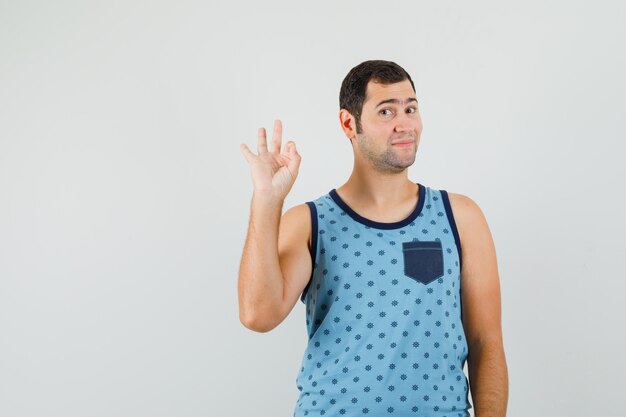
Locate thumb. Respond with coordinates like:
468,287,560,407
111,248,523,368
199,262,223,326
287,141,301,171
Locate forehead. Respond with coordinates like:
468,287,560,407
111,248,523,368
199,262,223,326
363,79,416,107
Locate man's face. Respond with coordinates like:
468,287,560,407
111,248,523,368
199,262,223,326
353,79,423,173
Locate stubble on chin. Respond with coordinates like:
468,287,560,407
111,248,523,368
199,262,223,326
380,147,416,172
355,133,417,172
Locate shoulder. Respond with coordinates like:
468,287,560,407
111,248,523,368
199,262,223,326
446,192,482,217
445,192,490,237
280,203,314,247
446,192,503,350
282,202,314,222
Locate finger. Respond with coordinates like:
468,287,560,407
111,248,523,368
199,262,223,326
281,139,295,156
257,127,268,155
270,119,282,154
286,141,301,173
240,143,256,162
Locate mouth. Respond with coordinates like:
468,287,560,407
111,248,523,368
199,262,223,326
392,141,414,147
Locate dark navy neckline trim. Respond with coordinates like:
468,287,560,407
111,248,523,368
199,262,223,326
328,183,425,230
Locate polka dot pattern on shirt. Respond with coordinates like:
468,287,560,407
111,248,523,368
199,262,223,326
294,184,472,417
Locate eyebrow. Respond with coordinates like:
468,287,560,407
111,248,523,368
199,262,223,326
375,97,418,108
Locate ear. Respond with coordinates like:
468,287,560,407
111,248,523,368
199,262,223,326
339,109,357,141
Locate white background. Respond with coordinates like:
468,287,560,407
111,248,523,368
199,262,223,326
1,1,624,416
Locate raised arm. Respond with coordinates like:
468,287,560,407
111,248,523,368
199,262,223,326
238,120,312,332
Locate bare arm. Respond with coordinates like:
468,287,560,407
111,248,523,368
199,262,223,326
238,194,285,331
237,120,311,332
450,193,509,417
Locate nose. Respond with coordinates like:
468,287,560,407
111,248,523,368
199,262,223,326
394,112,414,134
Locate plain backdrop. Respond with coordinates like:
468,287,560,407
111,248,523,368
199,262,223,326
1,1,624,416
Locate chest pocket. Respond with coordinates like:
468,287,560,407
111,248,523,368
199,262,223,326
402,240,444,285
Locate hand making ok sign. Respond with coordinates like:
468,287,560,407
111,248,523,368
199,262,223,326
240,119,302,202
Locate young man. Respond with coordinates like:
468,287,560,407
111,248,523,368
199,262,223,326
238,60,508,417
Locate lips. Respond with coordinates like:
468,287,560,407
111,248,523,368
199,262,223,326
392,140,414,146
391,137,415,145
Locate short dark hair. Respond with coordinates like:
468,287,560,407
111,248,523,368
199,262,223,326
339,60,416,134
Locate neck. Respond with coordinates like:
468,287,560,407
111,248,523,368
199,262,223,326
337,164,418,210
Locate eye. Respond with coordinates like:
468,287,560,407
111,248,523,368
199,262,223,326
379,109,393,116
406,107,417,114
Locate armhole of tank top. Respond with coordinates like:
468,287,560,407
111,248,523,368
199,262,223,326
300,201,318,303
440,190,463,271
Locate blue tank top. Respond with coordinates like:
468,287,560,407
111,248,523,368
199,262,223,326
293,183,472,417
